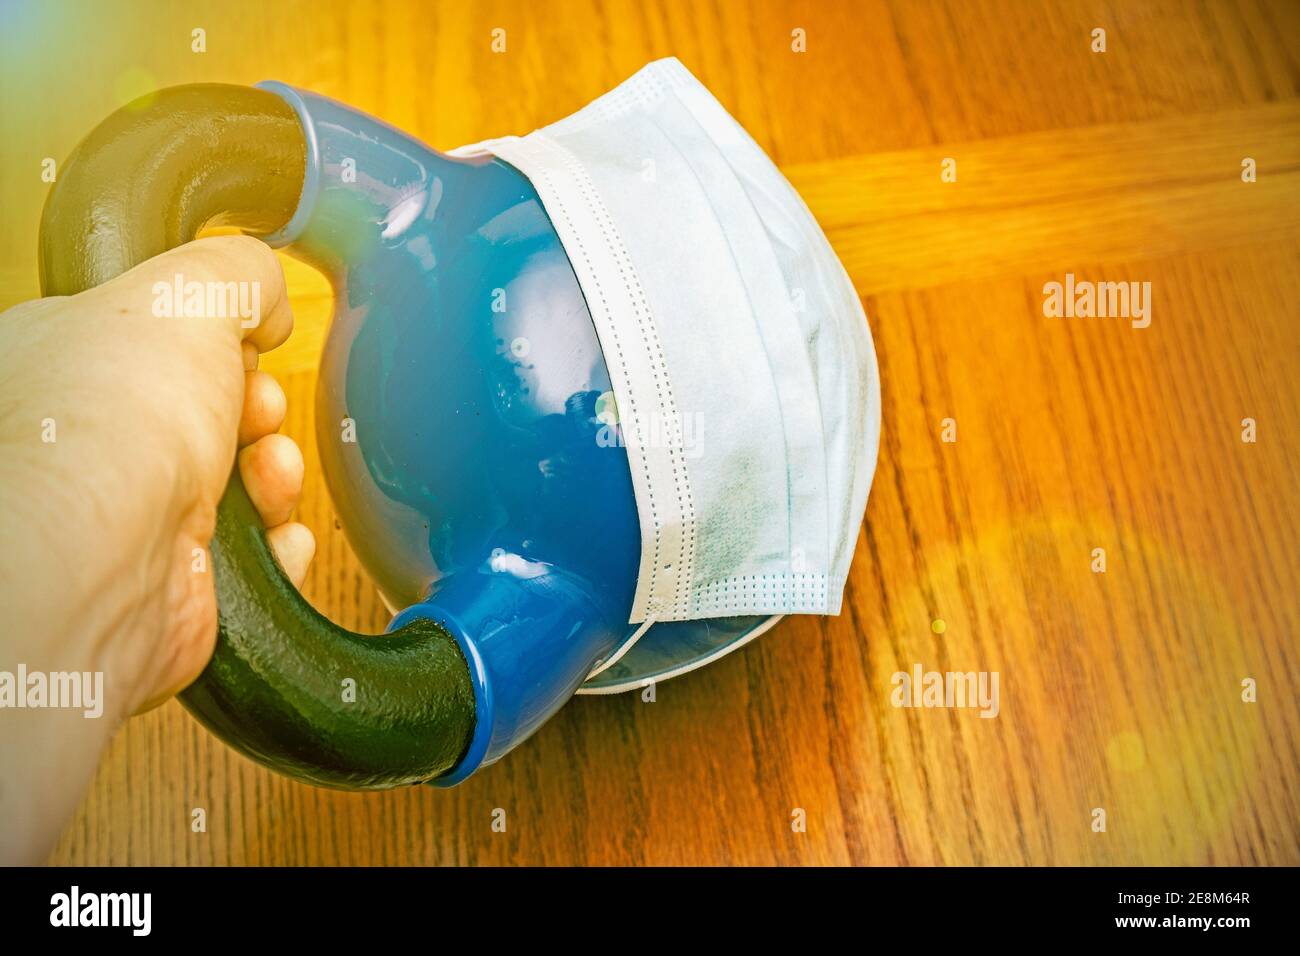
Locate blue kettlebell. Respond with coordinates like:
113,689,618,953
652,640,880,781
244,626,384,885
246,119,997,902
40,82,776,788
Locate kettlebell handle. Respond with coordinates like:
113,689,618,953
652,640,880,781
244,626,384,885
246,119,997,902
39,84,476,789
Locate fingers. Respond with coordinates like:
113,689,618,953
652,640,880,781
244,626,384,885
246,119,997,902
90,234,314,594
111,234,294,353
237,382,315,591
237,370,286,447
266,522,316,589
213,235,293,353
238,433,304,528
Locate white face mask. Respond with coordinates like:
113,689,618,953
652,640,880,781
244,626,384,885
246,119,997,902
454,58,880,625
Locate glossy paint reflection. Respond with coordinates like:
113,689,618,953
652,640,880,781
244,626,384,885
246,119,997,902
262,86,771,771
282,93,642,632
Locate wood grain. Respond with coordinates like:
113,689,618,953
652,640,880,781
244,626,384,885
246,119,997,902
0,0,1295,865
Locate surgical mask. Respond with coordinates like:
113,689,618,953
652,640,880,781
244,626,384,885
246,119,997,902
41,59,881,788
453,58,880,626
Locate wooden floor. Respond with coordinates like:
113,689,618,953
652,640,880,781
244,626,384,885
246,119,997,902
2,0,1296,865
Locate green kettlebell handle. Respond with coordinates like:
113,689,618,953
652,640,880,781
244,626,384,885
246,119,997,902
38,84,475,789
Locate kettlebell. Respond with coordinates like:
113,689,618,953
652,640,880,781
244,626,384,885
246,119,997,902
40,83,772,788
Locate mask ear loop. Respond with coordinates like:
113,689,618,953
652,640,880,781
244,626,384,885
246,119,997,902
585,615,658,682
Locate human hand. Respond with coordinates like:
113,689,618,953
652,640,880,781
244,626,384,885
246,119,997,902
0,234,315,718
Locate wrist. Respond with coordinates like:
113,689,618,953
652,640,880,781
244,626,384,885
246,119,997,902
0,454,168,722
